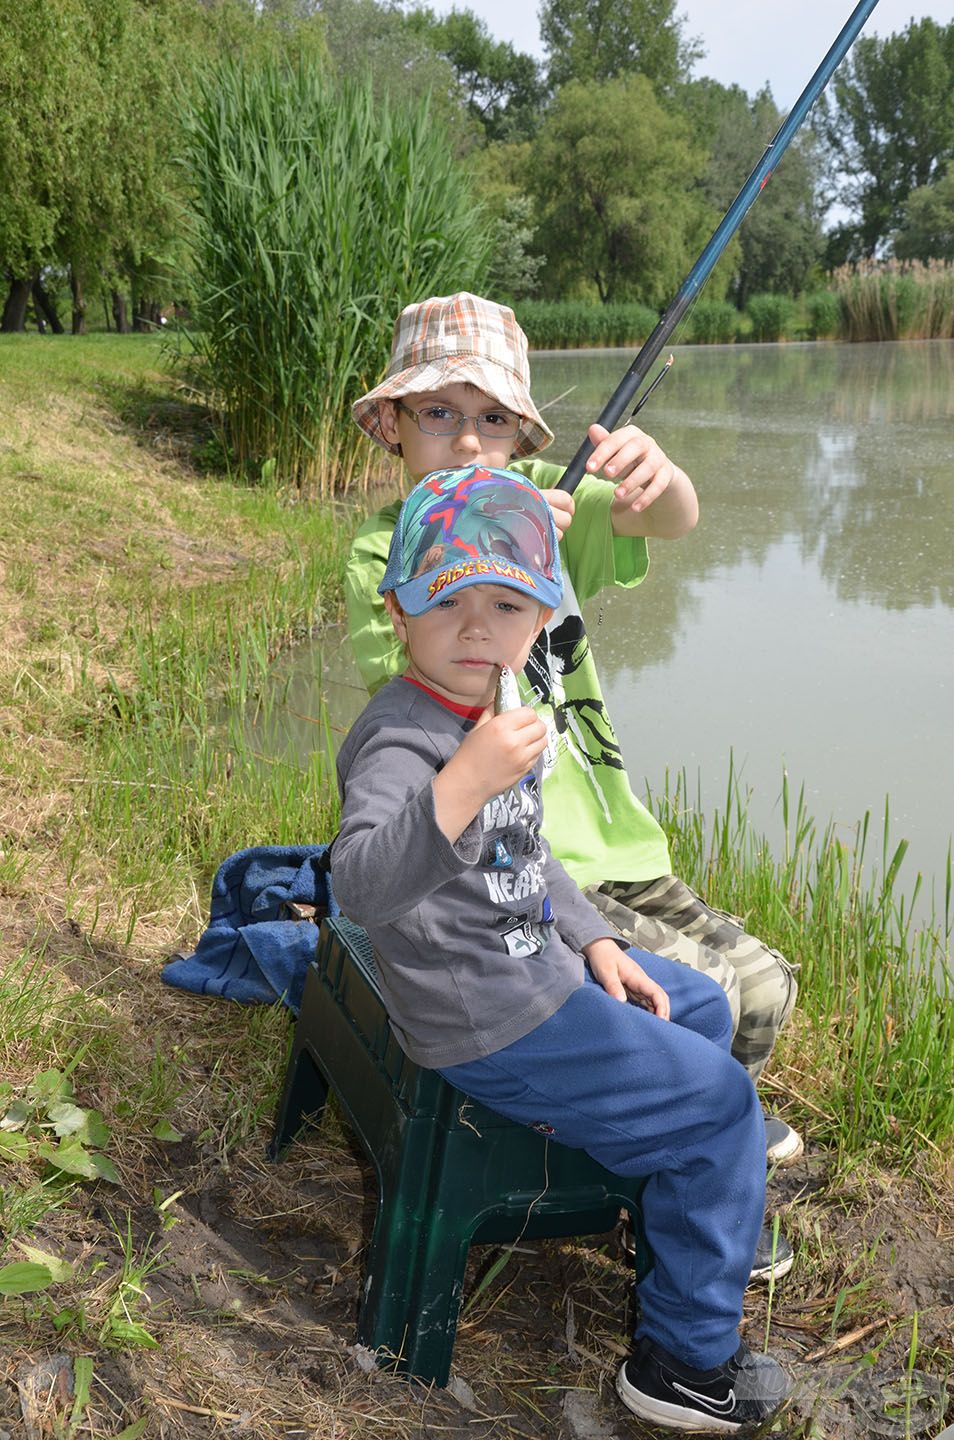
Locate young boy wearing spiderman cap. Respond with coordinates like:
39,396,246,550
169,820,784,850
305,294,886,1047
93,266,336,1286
345,293,802,1176
332,466,790,1433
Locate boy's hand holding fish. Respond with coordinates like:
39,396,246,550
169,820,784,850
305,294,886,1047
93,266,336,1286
433,702,548,844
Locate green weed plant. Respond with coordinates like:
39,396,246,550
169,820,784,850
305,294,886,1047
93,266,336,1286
653,764,953,1167
183,59,491,497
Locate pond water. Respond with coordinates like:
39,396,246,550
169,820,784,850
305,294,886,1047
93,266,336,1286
251,340,954,923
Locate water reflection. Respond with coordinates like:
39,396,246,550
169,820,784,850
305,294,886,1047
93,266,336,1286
248,341,954,913
535,340,954,614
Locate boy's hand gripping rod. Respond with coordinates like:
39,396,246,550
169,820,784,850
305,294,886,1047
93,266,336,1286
555,0,880,495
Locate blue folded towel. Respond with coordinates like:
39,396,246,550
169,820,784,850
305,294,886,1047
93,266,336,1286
162,845,338,1013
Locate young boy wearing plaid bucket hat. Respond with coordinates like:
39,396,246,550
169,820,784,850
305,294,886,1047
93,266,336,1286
332,466,790,1432
345,292,802,1173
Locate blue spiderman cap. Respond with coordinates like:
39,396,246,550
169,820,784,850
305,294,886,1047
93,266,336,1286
379,465,563,616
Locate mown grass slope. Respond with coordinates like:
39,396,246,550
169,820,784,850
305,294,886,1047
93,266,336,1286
0,334,950,1439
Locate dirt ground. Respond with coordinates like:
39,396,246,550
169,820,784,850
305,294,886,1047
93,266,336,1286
2,967,951,1440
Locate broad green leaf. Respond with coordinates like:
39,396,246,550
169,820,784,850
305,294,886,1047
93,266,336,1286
0,1099,31,1131
48,1102,88,1136
28,1070,72,1104
105,1317,159,1349
77,1110,111,1148
15,1243,74,1282
0,1261,54,1295
38,1137,100,1179
90,1152,120,1184
0,1132,31,1159
70,1354,94,1419
151,1120,184,1142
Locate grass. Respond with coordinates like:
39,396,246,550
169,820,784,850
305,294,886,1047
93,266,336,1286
0,332,952,1437
653,764,954,1168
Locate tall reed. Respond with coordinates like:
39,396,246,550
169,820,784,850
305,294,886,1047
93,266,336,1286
183,60,491,497
651,765,954,1167
516,300,658,350
832,258,954,342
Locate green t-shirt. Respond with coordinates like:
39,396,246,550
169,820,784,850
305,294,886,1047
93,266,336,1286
343,457,672,886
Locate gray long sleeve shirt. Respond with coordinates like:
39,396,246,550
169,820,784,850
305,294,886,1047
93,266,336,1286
333,677,617,1067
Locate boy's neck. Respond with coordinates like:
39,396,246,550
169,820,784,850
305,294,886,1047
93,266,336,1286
402,674,487,722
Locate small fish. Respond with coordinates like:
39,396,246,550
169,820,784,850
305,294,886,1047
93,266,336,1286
494,664,521,715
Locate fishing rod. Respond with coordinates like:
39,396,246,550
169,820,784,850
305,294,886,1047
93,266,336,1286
556,0,880,495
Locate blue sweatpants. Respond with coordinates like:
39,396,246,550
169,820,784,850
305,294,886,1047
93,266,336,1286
438,949,765,1369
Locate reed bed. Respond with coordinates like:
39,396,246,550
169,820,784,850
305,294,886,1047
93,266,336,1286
653,764,953,1167
183,60,490,498
516,299,658,350
832,258,954,342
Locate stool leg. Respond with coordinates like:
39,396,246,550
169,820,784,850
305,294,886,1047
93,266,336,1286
397,1212,474,1386
356,1131,473,1387
269,1044,329,1161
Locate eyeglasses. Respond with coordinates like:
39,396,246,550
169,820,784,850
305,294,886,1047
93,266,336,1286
397,400,521,439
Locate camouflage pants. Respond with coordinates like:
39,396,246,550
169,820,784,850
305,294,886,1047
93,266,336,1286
585,876,798,1081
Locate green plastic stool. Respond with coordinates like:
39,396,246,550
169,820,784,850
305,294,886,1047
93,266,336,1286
270,916,650,1386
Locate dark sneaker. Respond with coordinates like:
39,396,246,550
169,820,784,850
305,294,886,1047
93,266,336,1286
617,1337,790,1433
620,1220,793,1286
764,1114,804,1165
748,1224,794,1284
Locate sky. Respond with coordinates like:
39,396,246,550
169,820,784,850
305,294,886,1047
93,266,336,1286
424,1,954,107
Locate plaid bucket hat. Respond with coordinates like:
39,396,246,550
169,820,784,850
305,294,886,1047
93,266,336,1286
352,293,554,459
379,465,563,616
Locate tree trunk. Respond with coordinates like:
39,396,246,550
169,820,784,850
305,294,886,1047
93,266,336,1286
1,276,32,332
33,278,64,334
70,267,87,334
111,288,130,333
133,294,149,332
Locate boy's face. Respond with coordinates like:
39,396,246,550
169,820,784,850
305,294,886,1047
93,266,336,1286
378,382,519,481
385,584,552,710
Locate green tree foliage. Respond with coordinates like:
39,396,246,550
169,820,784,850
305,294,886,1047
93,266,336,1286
893,163,954,262
528,75,712,305
310,0,456,112
816,18,954,262
682,79,822,304
402,7,545,141
0,0,329,332
0,0,201,330
539,0,700,94
468,142,542,301
184,58,491,492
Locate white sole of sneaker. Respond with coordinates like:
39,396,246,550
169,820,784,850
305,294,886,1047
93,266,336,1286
616,1366,742,1433
766,1131,805,1165
747,1250,795,1285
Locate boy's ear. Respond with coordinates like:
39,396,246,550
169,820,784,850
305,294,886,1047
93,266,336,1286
534,605,554,639
383,590,409,643
379,400,401,450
